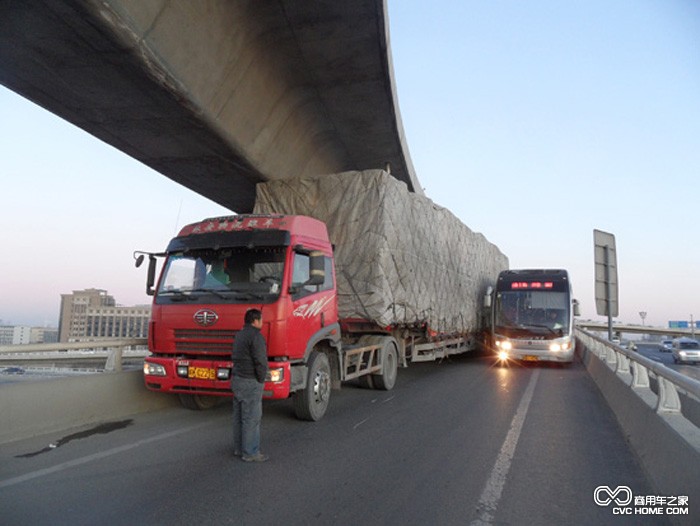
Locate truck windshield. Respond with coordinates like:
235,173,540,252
156,247,285,304
495,290,570,337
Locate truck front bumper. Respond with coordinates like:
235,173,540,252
143,357,291,399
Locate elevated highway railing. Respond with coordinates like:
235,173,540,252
0,339,148,372
575,327,700,502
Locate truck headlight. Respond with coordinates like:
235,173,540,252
266,368,284,383
176,365,189,377
144,362,166,376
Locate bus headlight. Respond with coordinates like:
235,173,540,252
144,362,167,376
496,340,512,351
497,350,509,361
549,339,571,352
266,368,284,383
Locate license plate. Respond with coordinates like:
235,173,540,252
189,367,216,380
523,355,538,362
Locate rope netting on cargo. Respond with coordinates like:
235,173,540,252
254,170,508,333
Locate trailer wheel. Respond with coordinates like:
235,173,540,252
178,393,220,410
293,351,331,421
357,374,375,389
373,338,398,390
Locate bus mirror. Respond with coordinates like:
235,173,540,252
307,251,325,286
573,300,580,317
483,286,493,308
135,254,145,268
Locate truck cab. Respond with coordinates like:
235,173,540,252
140,215,340,414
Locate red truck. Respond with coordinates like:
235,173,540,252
137,213,484,420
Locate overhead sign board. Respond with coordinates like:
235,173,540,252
669,321,700,329
594,229,618,317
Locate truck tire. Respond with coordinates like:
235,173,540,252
293,351,331,421
179,393,220,410
372,338,398,390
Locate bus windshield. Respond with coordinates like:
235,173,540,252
156,247,285,304
495,290,570,336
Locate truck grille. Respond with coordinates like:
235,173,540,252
174,329,236,354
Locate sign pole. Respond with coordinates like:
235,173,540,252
605,245,613,341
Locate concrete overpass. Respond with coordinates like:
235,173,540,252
0,0,419,212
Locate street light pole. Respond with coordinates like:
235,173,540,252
639,311,647,327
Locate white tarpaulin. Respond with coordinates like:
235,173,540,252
254,170,508,333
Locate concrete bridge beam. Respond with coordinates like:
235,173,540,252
0,0,419,212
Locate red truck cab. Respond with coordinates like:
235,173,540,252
141,215,340,414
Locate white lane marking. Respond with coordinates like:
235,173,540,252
353,417,370,430
0,421,213,489
471,369,540,525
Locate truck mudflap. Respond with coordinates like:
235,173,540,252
143,357,292,400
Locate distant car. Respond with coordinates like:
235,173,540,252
672,337,700,365
659,339,674,353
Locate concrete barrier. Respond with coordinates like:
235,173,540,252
0,370,180,444
577,335,700,523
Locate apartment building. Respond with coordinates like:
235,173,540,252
58,288,150,342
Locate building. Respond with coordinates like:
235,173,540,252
30,327,59,344
0,325,31,345
58,288,150,342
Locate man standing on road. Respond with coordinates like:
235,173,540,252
231,308,269,462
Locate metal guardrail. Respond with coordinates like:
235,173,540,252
0,338,148,372
576,327,700,451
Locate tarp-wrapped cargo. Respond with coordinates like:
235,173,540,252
254,170,508,333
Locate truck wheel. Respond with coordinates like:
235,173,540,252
373,338,398,390
293,351,331,421
179,393,220,410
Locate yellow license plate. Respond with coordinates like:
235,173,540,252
189,367,216,380
523,355,538,362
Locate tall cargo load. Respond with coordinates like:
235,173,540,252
254,170,508,333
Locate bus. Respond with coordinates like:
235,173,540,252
485,269,579,364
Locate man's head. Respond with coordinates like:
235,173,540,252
245,308,262,328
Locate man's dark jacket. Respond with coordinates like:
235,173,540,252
232,324,268,383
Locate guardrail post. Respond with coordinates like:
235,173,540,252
105,347,123,372
630,361,650,389
656,377,682,414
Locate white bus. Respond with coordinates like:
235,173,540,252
486,269,579,364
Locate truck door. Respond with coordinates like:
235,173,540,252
287,251,335,359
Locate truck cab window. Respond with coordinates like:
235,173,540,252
291,253,333,298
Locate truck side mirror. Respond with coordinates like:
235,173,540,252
146,255,157,296
306,251,325,286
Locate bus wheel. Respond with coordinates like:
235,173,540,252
179,393,220,410
373,338,398,390
294,351,331,421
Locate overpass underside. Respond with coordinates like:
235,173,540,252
0,0,419,212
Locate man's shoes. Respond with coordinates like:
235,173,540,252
241,453,269,462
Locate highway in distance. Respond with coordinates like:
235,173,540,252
0,353,670,526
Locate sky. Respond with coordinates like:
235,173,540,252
1,0,699,329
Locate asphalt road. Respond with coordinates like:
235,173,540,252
0,354,675,526
634,342,700,382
